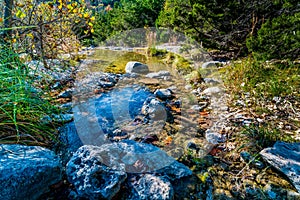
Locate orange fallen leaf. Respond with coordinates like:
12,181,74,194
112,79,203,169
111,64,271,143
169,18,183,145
164,136,173,145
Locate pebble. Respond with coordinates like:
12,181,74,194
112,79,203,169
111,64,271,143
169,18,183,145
58,89,73,98
203,87,223,95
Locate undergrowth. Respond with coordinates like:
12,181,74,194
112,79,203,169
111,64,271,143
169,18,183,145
0,42,59,146
222,57,300,99
221,56,299,149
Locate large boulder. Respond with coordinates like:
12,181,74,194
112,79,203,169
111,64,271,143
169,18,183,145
66,141,192,199
125,61,149,74
66,145,127,200
0,144,62,200
260,142,300,193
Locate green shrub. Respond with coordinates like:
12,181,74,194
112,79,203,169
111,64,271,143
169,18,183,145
247,13,300,61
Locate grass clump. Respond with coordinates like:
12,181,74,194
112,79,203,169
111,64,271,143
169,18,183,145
0,42,58,146
222,57,300,99
242,125,293,149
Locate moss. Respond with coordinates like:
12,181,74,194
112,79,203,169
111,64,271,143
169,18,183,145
172,55,194,75
104,52,147,74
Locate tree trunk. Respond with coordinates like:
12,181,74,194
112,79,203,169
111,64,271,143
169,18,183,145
3,0,13,37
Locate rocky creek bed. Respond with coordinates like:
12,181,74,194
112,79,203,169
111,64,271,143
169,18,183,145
1,47,299,200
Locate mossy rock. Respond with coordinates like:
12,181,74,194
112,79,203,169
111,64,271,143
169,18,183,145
104,52,147,74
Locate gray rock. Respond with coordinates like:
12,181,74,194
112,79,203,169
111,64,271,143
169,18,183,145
58,89,73,98
157,161,192,181
185,84,193,90
0,145,62,200
41,114,74,124
142,98,168,121
98,81,115,88
240,151,252,162
260,142,300,193
205,131,226,144
190,103,207,111
66,145,127,200
146,71,171,79
58,122,83,165
66,141,191,199
203,78,221,85
53,114,74,123
202,61,225,69
203,87,223,95
59,102,73,113
126,174,174,200
123,72,140,78
51,81,62,90
154,89,172,100
125,61,149,74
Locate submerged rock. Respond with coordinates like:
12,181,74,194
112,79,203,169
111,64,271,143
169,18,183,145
146,71,171,79
0,145,62,200
154,88,173,100
125,61,149,74
260,142,300,193
142,98,168,121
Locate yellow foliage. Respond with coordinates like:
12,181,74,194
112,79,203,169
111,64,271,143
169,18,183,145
11,0,93,61
16,10,26,19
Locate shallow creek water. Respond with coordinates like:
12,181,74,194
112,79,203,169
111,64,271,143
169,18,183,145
71,48,217,161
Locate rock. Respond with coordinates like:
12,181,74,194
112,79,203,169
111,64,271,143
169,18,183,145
59,102,73,113
53,114,74,123
58,89,73,98
142,98,168,121
0,145,62,200
203,78,221,85
125,61,149,74
154,89,172,100
58,122,83,165
190,103,207,111
123,72,140,78
98,81,115,88
264,184,277,199
146,71,171,79
260,142,300,192
156,161,192,181
203,87,223,95
51,81,62,90
205,131,226,144
41,114,74,124
138,78,160,85
66,141,191,199
125,174,174,200
240,151,252,162
66,145,127,200
202,61,225,69
185,84,193,90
